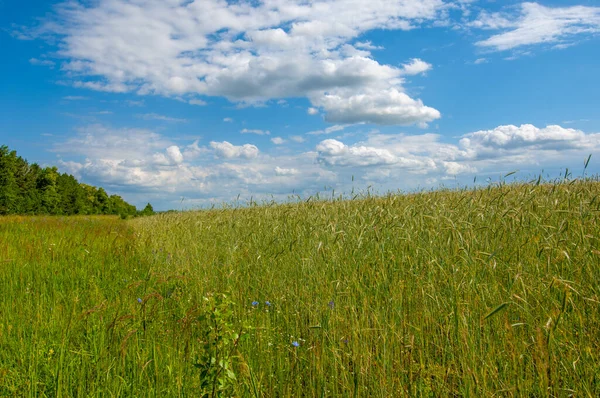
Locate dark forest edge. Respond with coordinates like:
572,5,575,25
0,145,154,218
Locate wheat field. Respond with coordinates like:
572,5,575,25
1,179,599,396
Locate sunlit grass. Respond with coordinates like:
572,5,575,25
1,180,599,396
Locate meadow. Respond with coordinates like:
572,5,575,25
1,179,599,396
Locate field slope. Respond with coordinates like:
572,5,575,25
1,180,599,396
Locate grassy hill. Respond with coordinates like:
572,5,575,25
1,179,599,396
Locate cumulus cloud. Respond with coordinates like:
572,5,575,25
26,0,450,126
443,161,476,175
50,122,600,210
210,141,259,159
315,137,441,172
151,145,183,166
166,145,184,164
317,139,398,167
473,2,600,51
401,58,433,75
52,125,332,206
313,88,441,125
307,107,319,115
55,126,186,190
48,125,335,208
275,166,298,176
315,124,600,180
182,141,208,160
271,137,286,145
354,41,384,50
459,124,595,160
55,124,170,160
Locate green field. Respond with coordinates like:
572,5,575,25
1,180,599,396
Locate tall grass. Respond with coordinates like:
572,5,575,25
1,180,599,396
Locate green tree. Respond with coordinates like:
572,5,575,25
140,203,155,216
109,194,137,217
14,158,41,214
0,146,145,216
81,184,99,214
37,167,60,214
0,146,19,214
96,187,109,214
57,173,87,215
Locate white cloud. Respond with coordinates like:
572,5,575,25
275,166,298,176
182,140,207,161
443,161,476,175
54,125,189,191
307,124,348,136
137,113,187,123
166,145,184,164
469,11,515,30
73,81,129,93
316,137,438,170
29,58,56,67
337,124,597,169
126,100,145,107
401,58,433,75
271,137,286,145
290,135,306,143
62,95,88,101
189,99,207,106
210,141,259,159
52,125,324,206
223,117,233,123
354,41,384,50
241,128,270,136
55,124,171,160
474,58,488,64
29,0,449,126
317,139,397,167
307,107,319,115
313,88,441,125
50,122,600,210
473,3,600,51
459,124,593,158
313,124,600,185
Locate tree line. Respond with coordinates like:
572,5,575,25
0,145,154,217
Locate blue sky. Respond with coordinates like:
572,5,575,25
1,0,599,210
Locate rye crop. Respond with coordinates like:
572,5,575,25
1,179,599,396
